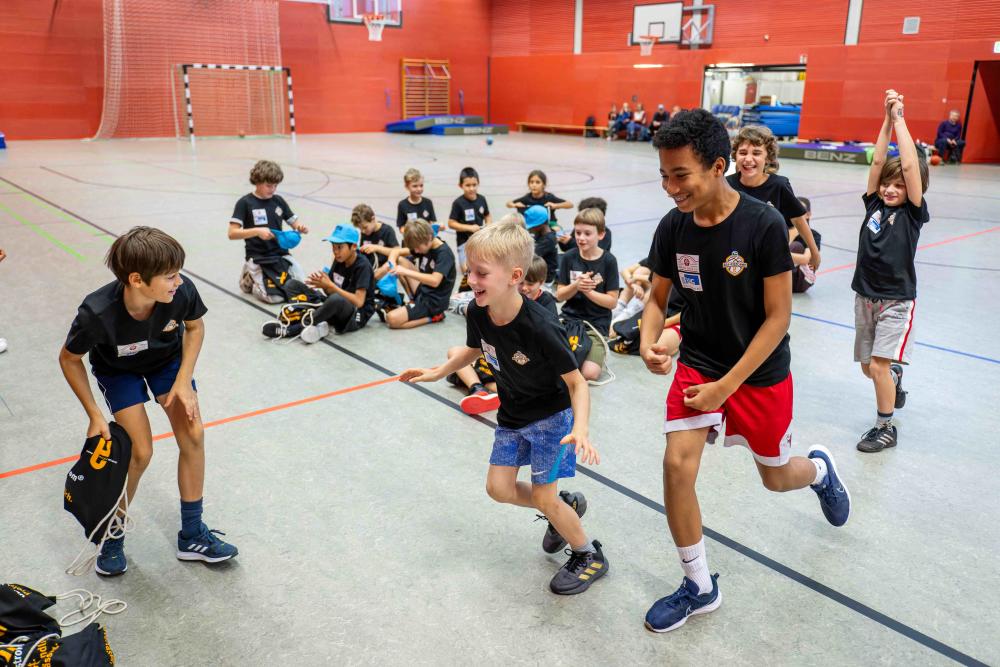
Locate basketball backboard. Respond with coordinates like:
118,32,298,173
630,2,682,45
328,0,402,26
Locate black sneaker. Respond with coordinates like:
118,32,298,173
540,491,588,553
446,373,461,387
857,424,898,453
891,363,907,409
549,541,608,595
262,321,301,338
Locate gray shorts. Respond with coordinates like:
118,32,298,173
853,294,915,365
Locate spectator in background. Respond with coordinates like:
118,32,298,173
670,105,683,119
606,103,618,139
650,104,669,135
628,103,648,141
934,110,965,164
612,102,633,139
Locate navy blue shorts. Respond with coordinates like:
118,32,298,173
94,356,197,414
490,408,575,485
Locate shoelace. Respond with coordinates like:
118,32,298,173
190,528,229,552
661,581,698,608
65,484,135,576
561,548,591,574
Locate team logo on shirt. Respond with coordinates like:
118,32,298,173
676,254,700,273
423,209,430,218
478,206,484,215
867,210,882,234
887,212,898,226
679,272,703,291
481,341,500,369
275,206,283,216
116,341,149,357
722,251,748,277
512,351,530,365
162,319,179,332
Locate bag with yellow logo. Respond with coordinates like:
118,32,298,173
63,424,133,575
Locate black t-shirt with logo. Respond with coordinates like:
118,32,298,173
412,241,457,313
852,192,928,300
361,223,399,269
557,247,620,333
513,192,567,223
534,230,559,280
449,195,490,245
465,296,578,429
328,253,376,323
396,198,437,229
230,193,298,260
65,278,208,376
726,174,806,230
648,193,793,386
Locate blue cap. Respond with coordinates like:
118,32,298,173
274,229,301,250
524,205,549,230
431,222,441,237
322,224,361,245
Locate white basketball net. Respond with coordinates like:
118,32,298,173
364,14,386,41
638,35,657,56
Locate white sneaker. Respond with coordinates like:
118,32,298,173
300,321,329,344
0,338,7,354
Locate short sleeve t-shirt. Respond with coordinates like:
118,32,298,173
637,257,683,315
533,231,559,279
65,278,208,376
514,192,566,223
557,248,620,333
558,227,613,253
851,193,929,300
412,241,457,313
230,193,297,260
726,174,806,230
533,290,559,315
449,195,490,245
648,193,794,386
361,223,399,269
465,296,578,429
396,198,437,229
329,253,376,321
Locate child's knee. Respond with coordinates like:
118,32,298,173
860,362,871,378
530,484,559,512
581,361,601,381
386,309,406,329
485,478,514,504
757,466,787,492
868,357,890,377
130,444,154,471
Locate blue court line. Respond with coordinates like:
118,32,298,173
791,312,1000,365
3,173,987,666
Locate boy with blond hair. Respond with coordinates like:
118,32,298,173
401,222,607,594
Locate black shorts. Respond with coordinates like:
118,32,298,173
405,296,444,321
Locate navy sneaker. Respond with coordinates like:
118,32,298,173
645,574,721,633
808,445,851,526
541,491,588,553
176,528,239,563
95,537,127,577
891,363,907,409
549,541,608,595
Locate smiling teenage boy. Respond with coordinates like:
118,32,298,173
638,110,850,633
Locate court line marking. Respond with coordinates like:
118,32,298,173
0,198,87,261
0,376,398,480
0,176,988,666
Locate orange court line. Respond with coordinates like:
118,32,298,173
817,225,1000,276
0,375,400,480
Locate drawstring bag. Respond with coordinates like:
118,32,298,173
64,423,133,576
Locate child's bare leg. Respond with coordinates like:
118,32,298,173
456,366,480,388
531,482,587,547
114,403,154,502
868,356,896,414
754,457,820,492
663,428,708,547
158,393,205,502
581,361,601,381
485,465,533,508
656,328,681,357
386,307,429,329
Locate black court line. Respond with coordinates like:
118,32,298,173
0,174,988,667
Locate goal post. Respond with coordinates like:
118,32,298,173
180,63,295,141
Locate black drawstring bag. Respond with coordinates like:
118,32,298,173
0,584,59,645
64,423,132,547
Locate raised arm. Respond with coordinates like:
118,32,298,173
889,95,923,207
867,90,897,196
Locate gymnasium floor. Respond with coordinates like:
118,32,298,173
0,132,997,666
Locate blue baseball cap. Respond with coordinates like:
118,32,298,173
322,224,361,245
274,229,301,249
524,205,549,230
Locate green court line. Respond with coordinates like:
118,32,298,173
0,199,87,261
18,192,113,240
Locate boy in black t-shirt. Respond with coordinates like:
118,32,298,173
385,219,456,329
555,208,620,381
351,203,399,281
228,160,309,304
638,110,850,633
59,227,238,577
853,90,930,453
448,166,491,289
264,225,376,342
401,222,606,595
523,205,559,282
396,167,437,232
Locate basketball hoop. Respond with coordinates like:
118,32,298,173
363,13,386,41
638,35,658,56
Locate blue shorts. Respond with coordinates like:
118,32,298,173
94,356,196,414
489,408,575,485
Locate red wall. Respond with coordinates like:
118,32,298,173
964,61,1000,163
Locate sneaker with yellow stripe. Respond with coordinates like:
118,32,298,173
549,540,608,595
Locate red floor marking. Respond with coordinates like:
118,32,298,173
817,225,1000,276
0,375,400,480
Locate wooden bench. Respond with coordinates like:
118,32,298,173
517,121,607,137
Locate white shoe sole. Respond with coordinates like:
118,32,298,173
809,444,851,526
645,590,722,633
94,562,127,576
176,550,237,563
300,323,329,344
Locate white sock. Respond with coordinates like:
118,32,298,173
676,539,712,594
811,457,828,486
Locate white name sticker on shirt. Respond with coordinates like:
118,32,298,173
333,273,345,287
481,341,500,369
252,209,268,226
867,210,882,235
679,272,703,292
117,341,149,357
407,211,418,221
464,208,476,222
676,254,700,273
